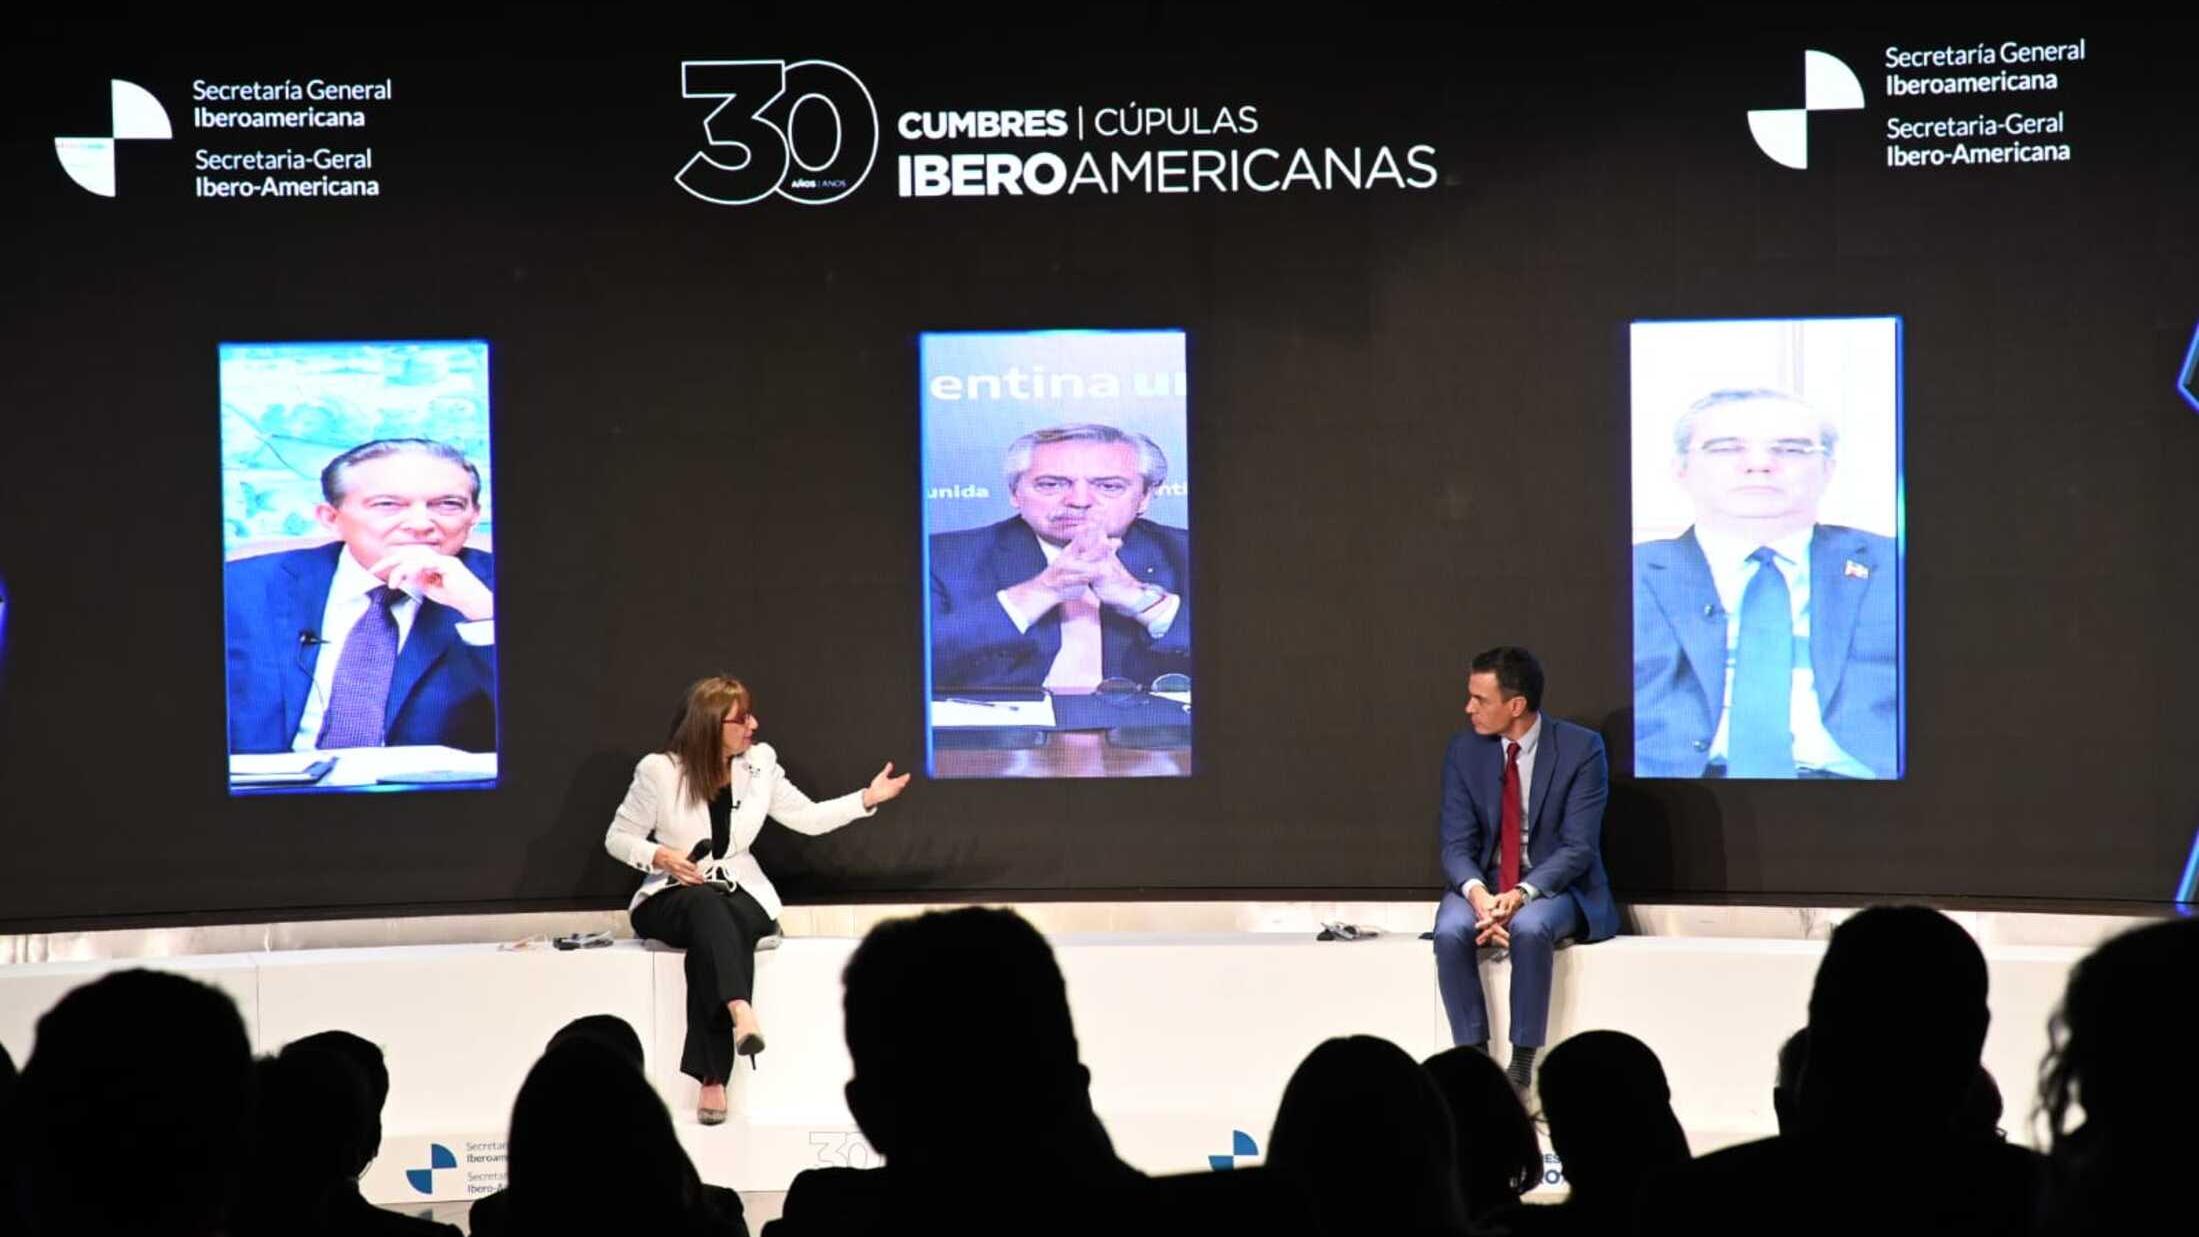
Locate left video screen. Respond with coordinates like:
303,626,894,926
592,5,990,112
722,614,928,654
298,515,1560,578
221,341,498,795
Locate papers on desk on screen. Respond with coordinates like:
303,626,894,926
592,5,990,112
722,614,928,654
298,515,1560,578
229,745,497,786
930,696,1059,728
229,753,339,785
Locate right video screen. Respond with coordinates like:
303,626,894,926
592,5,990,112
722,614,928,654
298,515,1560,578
1630,317,1904,781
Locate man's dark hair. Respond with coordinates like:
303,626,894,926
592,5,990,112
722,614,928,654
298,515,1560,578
1470,646,1545,713
1803,905,1989,1129
547,1014,646,1072
319,437,482,505
14,970,254,1236
280,1031,387,1176
840,907,1091,1166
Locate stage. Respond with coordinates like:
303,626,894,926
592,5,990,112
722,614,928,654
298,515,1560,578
0,902,2140,1208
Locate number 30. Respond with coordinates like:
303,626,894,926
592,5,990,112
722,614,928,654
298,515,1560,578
676,59,879,206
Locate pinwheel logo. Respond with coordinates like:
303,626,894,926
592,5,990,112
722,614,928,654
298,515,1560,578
1747,51,1865,170
405,1143,458,1195
54,79,173,197
1208,1129,1260,1170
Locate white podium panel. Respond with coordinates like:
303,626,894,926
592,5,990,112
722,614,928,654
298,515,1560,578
257,942,654,1206
665,934,1439,1188
1063,935,1439,1174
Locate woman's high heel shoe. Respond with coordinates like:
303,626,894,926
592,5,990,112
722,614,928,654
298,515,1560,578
736,1032,766,1070
697,1080,728,1126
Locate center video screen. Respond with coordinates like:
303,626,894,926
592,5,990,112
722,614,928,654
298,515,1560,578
1630,316,1904,781
921,329,1191,779
220,340,498,795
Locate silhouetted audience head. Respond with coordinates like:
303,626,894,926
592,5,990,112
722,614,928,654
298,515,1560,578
1423,1045,1543,1220
233,1048,377,1236
546,1013,646,1071
2038,917,2199,1229
12,969,253,1237
284,1030,389,1175
0,1038,15,1105
842,907,1103,1171
1959,1065,2004,1139
506,1037,705,1235
1772,1027,1809,1134
1535,1030,1690,1202
1268,1036,1466,1235
1801,905,1988,1131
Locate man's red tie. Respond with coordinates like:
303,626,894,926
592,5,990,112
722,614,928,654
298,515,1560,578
1499,740,1523,893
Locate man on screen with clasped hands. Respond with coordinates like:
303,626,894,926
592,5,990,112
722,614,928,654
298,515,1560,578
929,423,1189,693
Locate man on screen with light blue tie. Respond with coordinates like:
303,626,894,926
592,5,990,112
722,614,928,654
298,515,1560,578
1432,647,1619,1093
1633,390,1899,780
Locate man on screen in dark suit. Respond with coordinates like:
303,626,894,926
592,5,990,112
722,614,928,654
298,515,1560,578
930,424,1189,692
1634,390,1899,779
225,438,497,754
1433,646,1618,1093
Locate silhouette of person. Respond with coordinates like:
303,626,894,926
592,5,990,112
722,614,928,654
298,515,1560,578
2037,917,2199,1235
0,1038,16,1234
10,970,254,1237
270,1032,460,1237
1266,1036,1469,1236
1486,1031,1689,1236
234,1046,461,1237
1422,1044,1544,1223
1635,905,2040,1236
769,908,1142,1237
471,1016,744,1237
500,1035,744,1237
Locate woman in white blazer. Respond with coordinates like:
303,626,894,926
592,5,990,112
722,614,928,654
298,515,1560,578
605,674,910,1125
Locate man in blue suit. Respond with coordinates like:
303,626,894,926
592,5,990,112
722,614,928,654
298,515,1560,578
225,438,497,756
929,424,1188,692
1633,390,1900,779
1433,646,1618,1092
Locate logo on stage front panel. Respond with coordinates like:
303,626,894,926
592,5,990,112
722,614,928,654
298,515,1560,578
405,1143,458,1195
1208,1129,1260,1170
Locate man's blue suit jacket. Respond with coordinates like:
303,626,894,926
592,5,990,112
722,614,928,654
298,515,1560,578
224,543,498,754
928,516,1191,691
1438,718,1619,943
1632,524,1899,778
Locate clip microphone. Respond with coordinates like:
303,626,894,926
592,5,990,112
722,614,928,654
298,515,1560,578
298,629,324,646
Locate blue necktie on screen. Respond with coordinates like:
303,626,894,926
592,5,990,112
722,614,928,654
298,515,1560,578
318,585,401,748
1728,548,1796,778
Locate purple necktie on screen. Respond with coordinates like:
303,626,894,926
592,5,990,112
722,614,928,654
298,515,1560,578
318,585,401,749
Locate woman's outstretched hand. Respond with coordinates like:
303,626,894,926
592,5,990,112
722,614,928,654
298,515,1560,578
861,761,914,809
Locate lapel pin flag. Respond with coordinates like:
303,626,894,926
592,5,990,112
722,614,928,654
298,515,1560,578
1844,560,1870,580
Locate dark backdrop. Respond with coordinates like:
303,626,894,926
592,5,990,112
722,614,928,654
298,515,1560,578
3,8,2193,929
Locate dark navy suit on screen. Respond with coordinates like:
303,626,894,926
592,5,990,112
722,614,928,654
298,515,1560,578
225,543,498,754
1633,524,1899,778
928,515,1190,690
1433,717,1616,1047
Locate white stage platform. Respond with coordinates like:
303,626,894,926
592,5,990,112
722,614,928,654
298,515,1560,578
0,906,2119,1207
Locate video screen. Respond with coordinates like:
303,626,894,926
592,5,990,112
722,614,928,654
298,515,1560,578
921,329,1191,779
220,341,498,795
1630,317,1903,780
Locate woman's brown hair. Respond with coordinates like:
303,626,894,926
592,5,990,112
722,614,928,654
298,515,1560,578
663,675,751,807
